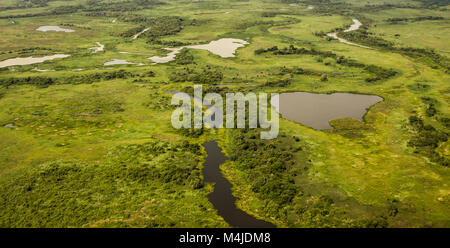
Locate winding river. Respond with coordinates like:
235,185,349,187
202,141,275,228
327,19,372,49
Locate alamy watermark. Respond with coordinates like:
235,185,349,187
171,85,279,139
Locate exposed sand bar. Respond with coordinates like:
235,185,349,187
32,67,55,72
133,28,150,39
103,59,145,66
36,26,75,32
344,19,362,32
327,19,372,49
119,51,153,55
148,48,183,63
0,54,70,68
326,32,372,49
89,42,104,53
187,38,249,58
148,38,249,64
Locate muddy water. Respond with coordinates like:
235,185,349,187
271,92,383,130
202,141,275,228
0,54,70,68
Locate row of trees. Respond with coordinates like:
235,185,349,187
1,0,164,19
291,0,445,17
0,4,82,19
338,29,449,72
85,0,164,12
0,69,155,88
255,45,397,82
386,16,444,23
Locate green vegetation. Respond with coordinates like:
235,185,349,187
256,45,398,82
338,23,450,71
0,141,226,227
176,48,195,65
408,116,449,167
386,16,444,23
220,128,418,227
0,0,448,227
120,15,185,42
0,69,155,87
169,66,223,84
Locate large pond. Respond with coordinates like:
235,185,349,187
271,92,383,130
0,54,70,68
202,141,275,228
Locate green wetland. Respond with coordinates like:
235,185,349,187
0,0,449,228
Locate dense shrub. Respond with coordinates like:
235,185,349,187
169,66,223,84
420,97,439,117
0,140,205,227
227,129,300,206
407,116,449,166
120,15,184,39
264,78,291,87
176,48,195,65
407,83,431,92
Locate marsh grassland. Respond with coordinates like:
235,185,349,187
0,0,448,227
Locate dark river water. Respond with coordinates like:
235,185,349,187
202,141,275,228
